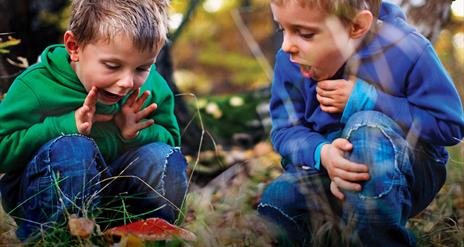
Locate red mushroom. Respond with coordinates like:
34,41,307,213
105,218,197,242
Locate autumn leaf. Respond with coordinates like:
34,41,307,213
0,37,21,54
68,215,95,239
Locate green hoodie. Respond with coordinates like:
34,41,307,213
0,44,180,173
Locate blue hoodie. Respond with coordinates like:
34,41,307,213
270,2,464,169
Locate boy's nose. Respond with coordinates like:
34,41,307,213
281,34,297,54
118,73,134,89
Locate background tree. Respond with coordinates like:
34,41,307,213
386,0,456,43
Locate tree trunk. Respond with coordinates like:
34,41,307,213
386,0,454,43
0,0,66,94
156,45,205,155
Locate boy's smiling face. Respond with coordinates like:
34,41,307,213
65,32,157,105
271,2,359,81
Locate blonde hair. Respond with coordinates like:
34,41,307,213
69,0,170,54
271,0,381,24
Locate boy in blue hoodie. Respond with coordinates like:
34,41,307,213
258,0,464,246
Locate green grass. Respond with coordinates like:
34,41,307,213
0,143,463,246
5,143,462,241
409,144,464,247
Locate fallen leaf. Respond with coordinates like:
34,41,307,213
68,215,95,239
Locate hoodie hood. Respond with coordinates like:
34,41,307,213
356,2,416,58
41,44,84,92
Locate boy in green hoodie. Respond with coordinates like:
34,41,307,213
0,0,188,241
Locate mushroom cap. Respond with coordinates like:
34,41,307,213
105,218,197,241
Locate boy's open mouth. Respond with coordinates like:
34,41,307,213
98,90,123,104
300,65,313,79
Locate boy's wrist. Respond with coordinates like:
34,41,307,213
319,144,330,169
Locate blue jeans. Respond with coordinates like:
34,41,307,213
0,135,188,241
258,111,447,246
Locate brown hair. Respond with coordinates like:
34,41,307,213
271,0,381,24
69,0,170,54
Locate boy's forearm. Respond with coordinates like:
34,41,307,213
271,126,327,168
0,113,77,173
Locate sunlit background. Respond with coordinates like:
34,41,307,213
169,0,464,97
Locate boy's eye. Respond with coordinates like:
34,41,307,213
136,67,151,72
105,63,120,69
299,32,315,39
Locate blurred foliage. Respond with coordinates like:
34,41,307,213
188,87,271,148
0,37,21,54
171,0,275,95
435,22,464,98
37,2,72,33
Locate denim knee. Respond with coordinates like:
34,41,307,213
15,135,103,240
343,111,405,137
342,111,412,199
341,111,413,226
25,134,102,205
37,135,100,165
108,142,188,223
115,142,186,195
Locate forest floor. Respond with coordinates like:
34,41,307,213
0,142,463,246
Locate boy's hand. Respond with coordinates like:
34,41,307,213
114,89,157,140
320,138,370,200
75,86,113,135
316,78,354,113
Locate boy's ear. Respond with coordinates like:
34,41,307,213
350,10,373,39
64,31,80,62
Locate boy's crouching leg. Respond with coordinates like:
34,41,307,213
258,174,308,247
107,142,188,224
342,111,416,246
13,135,103,241
258,166,340,247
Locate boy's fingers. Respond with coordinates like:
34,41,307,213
333,177,362,192
333,138,353,151
320,105,340,113
136,103,157,121
334,168,370,181
316,94,332,105
134,91,151,110
135,119,155,131
330,181,345,200
79,122,91,135
317,80,335,91
125,88,140,107
333,154,369,174
76,105,91,122
316,89,335,100
84,87,98,108
345,162,369,173
318,80,342,91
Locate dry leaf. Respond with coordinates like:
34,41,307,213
68,215,95,239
